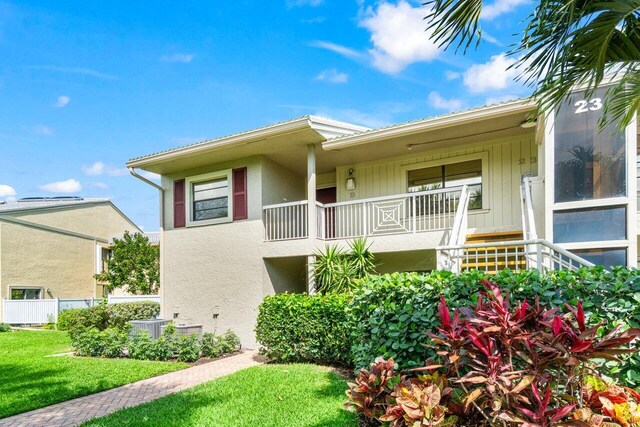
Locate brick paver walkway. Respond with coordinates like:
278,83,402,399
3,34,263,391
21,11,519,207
0,351,263,427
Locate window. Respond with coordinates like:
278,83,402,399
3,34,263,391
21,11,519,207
571,248,627,269
407,159,482,209
192,177,229,221
553,206,626,243
554,87,626,203
10,288,42,300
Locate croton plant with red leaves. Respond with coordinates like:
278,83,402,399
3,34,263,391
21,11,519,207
345,280,640,426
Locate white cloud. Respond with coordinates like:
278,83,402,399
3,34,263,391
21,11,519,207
160,53,194,63
29,65,117,80
87,182,109,190
140,171,161,181
55,96,70,108
33,125,53,135
108,168,129,177
0,184,16,198
40,179,82,193
287,0,323,7
445,70,461,80
309,41,363,60
82,161,105,176
315,69,349,84
359,1,440,73
481,0,530,20
428,91,464,111
463,53,518,93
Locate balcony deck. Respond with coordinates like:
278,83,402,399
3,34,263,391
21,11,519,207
262,187,464,243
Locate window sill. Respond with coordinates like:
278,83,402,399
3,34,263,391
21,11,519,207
186,217,233,228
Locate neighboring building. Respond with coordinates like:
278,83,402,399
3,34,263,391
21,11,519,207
127,88,638,347
0,197,141,316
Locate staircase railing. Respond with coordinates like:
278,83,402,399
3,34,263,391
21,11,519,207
437,185,470,272
436,239,594,273
520,176,540,269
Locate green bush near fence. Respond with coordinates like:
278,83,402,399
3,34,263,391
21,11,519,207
58,301,160,335
348,267,640,387
255,293,352,366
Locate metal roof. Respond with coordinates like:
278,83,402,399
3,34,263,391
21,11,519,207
325,97,533,143
0,198,111,213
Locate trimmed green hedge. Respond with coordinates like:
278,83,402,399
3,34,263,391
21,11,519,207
58,301,160,334
255,293,351,366
348,267,640,386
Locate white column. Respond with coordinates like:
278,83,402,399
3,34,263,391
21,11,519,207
307,144,317,240
307,255,316,294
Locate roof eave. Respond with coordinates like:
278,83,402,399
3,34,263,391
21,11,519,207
322,99,536,151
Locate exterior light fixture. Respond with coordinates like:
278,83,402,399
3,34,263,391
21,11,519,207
345,168,356,191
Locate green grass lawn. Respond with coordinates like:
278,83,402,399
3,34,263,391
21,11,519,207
0,330,187,419
83,364,359,427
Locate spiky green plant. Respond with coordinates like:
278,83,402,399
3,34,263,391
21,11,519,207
313,238,377,294
424,0,640,129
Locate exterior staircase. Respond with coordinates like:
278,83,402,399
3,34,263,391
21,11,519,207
460,230,525,273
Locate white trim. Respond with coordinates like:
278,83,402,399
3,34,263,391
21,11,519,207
400,152,490,210
625,112,637,266
185,169,233,227
557,240,630,250
552,198,629,211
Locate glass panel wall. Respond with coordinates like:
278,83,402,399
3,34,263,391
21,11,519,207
554,87,626,203
571,248,627,270
553,206,626,243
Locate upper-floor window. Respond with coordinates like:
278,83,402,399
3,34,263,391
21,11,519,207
407,159,482,209
186,170,233,226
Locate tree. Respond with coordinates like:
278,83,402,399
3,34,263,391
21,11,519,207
425,0,640,128
95,231,160,295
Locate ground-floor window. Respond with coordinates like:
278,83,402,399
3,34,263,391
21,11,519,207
10,288,42,300
571,247,627,269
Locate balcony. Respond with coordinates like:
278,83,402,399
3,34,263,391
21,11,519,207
263,187,465,242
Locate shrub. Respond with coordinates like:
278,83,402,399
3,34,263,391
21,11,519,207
201,330,242,358
176,334,200,363
349,267,640,386
0,323,11,332
71,328,128,358
346,281,640,426
128,330,172,361
58,301,160,334
256,292,351,365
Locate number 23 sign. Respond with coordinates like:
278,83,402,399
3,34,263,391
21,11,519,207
574,98,602,114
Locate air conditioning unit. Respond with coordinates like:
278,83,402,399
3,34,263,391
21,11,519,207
129,319,171,339
167,324,203,339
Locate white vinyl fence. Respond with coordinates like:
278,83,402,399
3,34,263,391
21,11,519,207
2,295,160,325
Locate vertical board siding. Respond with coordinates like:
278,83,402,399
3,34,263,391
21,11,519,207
335,136,537,233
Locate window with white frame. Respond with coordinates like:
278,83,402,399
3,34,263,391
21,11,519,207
10,288,42,300
186,170,232,225
407,159,483,209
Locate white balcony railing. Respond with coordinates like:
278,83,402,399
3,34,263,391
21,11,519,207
263,187,464,242
263,200,308,241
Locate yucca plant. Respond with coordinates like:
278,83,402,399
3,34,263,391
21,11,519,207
424,0,640,130
313,238,377,294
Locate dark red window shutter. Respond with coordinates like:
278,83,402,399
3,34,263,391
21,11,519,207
173,179,186,228
232,168,248,221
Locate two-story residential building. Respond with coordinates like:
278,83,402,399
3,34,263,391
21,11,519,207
128,87,638,347
0,197,141,320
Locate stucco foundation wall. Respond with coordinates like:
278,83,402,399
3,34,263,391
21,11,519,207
0,222,97,318
162,220,269,348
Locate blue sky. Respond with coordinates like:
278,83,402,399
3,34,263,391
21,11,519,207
0,0,532,230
